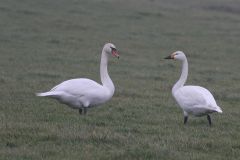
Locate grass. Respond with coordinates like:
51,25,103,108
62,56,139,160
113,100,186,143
1,0,240,159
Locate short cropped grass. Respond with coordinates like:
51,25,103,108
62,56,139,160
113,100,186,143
1,0,240,159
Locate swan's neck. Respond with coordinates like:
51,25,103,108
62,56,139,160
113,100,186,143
173,59,188,93
100,50,115,93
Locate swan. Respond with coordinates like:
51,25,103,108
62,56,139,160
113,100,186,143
36,43,119,115
164,51,222,126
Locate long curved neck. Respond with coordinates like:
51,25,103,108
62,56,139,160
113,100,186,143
100,50,115,93
173,58,188,93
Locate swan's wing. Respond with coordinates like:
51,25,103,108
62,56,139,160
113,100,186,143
50,78,103,96
193,86,217,106
193,86,222,113
37,78,111,108
174,86,205,108
174,86,221,113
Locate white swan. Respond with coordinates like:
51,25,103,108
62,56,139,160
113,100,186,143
36,43,119,115
164,51,222,126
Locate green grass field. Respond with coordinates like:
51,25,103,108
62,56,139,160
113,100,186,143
1,0,240,159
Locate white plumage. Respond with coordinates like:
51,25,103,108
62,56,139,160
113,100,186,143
36,43,119,115
164,51,222,126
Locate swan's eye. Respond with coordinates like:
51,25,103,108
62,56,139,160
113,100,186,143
110,47,116,51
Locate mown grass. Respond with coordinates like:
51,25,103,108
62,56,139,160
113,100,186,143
1,0,240,159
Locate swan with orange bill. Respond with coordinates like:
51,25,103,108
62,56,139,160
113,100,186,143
36,43,119,115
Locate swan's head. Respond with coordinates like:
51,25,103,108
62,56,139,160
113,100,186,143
164,51,186,61
103,43,119,58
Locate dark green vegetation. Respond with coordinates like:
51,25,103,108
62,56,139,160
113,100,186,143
1,0,240,159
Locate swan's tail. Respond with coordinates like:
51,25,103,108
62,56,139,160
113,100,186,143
36,91,64,98
36,92,52,97
215,106,222,113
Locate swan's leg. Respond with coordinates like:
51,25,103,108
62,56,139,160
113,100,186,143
207,114,211,126
84,107,87,116
79,109,82,115
184,116,188,124
184,111,188,124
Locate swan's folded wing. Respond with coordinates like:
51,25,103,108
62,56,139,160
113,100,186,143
174,86,218,111
50,78,103,96
174,86,205,108
193,86,218,108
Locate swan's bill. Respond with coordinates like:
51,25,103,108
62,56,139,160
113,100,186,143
164,53,176,59
111,48,119,58
164,55,173,59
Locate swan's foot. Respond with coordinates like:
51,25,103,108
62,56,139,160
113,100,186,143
79,109,82,115
207,114,211,126
84,107,87,116
184,116,188,124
